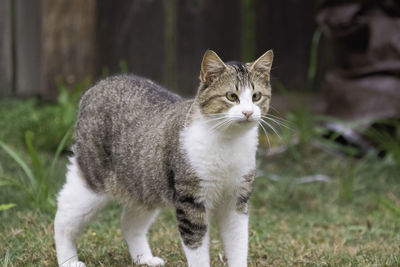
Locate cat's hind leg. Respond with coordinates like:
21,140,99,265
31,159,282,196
54,157,110,267
121,204,164,266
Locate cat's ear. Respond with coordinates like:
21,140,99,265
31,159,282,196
200,50,227,84
248,50,273,80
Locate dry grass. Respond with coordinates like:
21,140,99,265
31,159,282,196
1,144,399,266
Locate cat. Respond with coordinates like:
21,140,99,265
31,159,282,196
54,49,273,267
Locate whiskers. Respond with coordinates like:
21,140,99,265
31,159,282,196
258,114,292,147
201,113,242,134
210,118,235,132
200,112,292,140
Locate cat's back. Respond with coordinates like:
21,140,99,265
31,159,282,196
75,74,183,149
79,74,181,114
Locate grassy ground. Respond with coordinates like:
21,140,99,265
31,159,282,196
1,99,400,266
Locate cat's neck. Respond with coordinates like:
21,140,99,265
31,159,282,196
180,108,259,182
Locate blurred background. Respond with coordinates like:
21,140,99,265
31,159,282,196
0,0,320,99
0,1,399,266
1,0,400,122
0,0,400,118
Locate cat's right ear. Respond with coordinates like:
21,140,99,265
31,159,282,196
200,50,227,84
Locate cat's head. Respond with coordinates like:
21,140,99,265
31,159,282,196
195,50,273,131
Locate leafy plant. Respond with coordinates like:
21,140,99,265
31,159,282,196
0,99,38,147
0,79,85,151
0,129,71,212
31,79,85,150
285,107,318,146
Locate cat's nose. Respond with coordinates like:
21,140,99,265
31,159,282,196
242,110,254,119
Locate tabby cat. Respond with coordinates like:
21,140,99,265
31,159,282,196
54,49,273,267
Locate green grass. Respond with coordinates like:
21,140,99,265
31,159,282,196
0,129,71,212
0,99,399,266
0,80,83,152
1,143,399,266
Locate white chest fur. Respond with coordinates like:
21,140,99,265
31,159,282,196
180,118,258,209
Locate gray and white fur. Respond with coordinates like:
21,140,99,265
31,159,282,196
54,49,273,267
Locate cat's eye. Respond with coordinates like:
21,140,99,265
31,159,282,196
226,92,239,102
252,92,262,102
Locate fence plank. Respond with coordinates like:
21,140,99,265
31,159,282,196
255,0,318,91
176,0,242,96
97,0,166,86
15,0,42,97
41,0,96,100
0,0,12,96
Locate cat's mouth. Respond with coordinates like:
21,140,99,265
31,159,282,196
237,120,252,123
236,118,259,124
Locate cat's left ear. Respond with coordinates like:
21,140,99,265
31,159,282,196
200,50,227,84
248,50,274,80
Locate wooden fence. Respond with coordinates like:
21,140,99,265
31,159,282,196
0,0,319,100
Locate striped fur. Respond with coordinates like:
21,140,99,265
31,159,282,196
236,170,256,214
55,49,273,267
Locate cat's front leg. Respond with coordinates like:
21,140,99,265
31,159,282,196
175,194,210,267
216,206,249,267
216,171,254,267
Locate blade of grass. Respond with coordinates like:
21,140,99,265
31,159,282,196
25,131,43,183
46,127,72,179
2,248,10,267
0,203,16,211
0,142,36,189
0,178,17,187
25,131,49,205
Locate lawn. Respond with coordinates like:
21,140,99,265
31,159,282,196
0,97,399,266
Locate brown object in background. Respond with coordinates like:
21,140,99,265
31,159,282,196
317,0,400,121
15,0,42,97
41,0,97,100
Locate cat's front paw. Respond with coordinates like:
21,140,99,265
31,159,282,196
60,261,86,267
137,256,165,266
